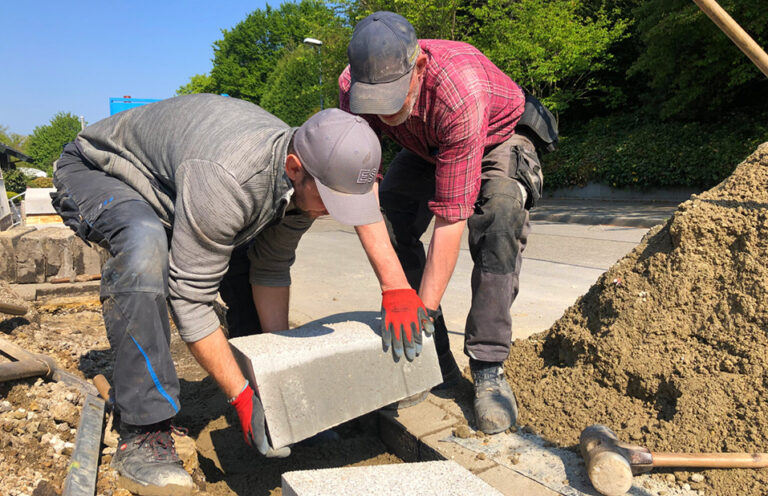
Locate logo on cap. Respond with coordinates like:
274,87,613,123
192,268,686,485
357,168,377,184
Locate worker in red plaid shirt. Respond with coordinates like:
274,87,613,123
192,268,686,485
340,11,558,434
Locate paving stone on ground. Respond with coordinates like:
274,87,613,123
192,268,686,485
71,237,105,275
282,460,503,496
476,465,561,496
23,188,57,215
384,400,459,438
41,228,75,279
0,226,35,281
419,427,497,474
14,227,50,283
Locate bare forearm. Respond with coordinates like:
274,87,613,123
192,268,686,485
251,285,290,332
355,220,410,291
187,327,247,398
420,217,466,310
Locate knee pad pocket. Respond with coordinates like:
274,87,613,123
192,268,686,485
468,180,528,274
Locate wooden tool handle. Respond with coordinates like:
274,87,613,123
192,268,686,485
693,0,768,77
652,451,768,469
93,374,112,403
0,301,28,316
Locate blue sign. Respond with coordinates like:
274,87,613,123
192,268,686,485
109,97,162,115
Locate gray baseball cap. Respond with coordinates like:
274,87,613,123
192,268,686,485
293,109,382,226
347,11,419,115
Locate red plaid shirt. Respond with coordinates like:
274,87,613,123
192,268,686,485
339,40,525,221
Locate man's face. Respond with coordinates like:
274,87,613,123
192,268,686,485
292,171,328,218
378,66,422,127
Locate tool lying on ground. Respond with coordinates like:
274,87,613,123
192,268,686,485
0,336,97,394
62,390,106,496
93,373,114,409
0,335,105,495
580,424,768,496
49,274,102,284
0,300,29,316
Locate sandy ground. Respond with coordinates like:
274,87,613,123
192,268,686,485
504,142,768,496
0,287,400,496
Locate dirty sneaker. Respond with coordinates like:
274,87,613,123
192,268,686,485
112,420,195,496
471,361,518,434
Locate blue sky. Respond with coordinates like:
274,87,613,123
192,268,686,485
1,0,278,135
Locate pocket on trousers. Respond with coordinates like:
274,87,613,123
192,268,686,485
50,188,98,245
509,145,543,209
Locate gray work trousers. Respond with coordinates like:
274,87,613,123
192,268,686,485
52,143,260,426
379,135,537,363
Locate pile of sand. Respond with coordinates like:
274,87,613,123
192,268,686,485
505,143,768,495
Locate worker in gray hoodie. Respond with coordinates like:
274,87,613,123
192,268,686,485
52,94,432,495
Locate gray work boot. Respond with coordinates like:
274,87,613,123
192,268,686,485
113,420,195,496
471,362,518,434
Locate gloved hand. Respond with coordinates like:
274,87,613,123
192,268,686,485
231,383,290,458
381,288,434,361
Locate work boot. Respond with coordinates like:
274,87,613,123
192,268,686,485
471,361,518,434
112,420,195,496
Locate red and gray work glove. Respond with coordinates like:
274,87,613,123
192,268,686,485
230,382,290,458
381,288,434,361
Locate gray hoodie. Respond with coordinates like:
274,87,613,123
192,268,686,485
76,94,313,342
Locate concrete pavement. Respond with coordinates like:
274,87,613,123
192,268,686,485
289,198,678,370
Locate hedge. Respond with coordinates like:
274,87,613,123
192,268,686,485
542,111,768,190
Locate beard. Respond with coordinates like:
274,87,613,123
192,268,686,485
379,85,420,126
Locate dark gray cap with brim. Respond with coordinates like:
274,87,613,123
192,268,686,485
347,11,419,115
293,109,382,226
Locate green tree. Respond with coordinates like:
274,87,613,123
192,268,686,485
177,73,213,95
629,0,768,119
469,0,629,114
0,125,29,155
346,0,464,40
27,112,82,174
261,47,323,125
2,169,27,194
208,0,345,105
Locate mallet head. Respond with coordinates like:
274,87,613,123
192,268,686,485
580,424,640,496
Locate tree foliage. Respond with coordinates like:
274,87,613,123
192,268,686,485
2,169,27,194
207,0,344,105
177,73,213,95
629,0,768,119
469,0,629,114
176,0,768,189
0,125,29,155
347,0,464,40
27,112,81,174
261,47,324,125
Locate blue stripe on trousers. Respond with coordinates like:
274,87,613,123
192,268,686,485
129,335,179,414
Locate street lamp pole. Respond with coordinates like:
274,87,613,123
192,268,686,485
303,37,323,110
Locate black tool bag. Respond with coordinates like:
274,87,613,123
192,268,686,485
516,93,559,154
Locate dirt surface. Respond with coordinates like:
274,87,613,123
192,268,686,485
0,280,400,496
505,143,768,495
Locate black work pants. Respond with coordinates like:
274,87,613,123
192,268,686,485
379,135,537,362
52,144,259,426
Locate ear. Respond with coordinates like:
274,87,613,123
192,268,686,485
285,153,302,181
414,52,428,76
